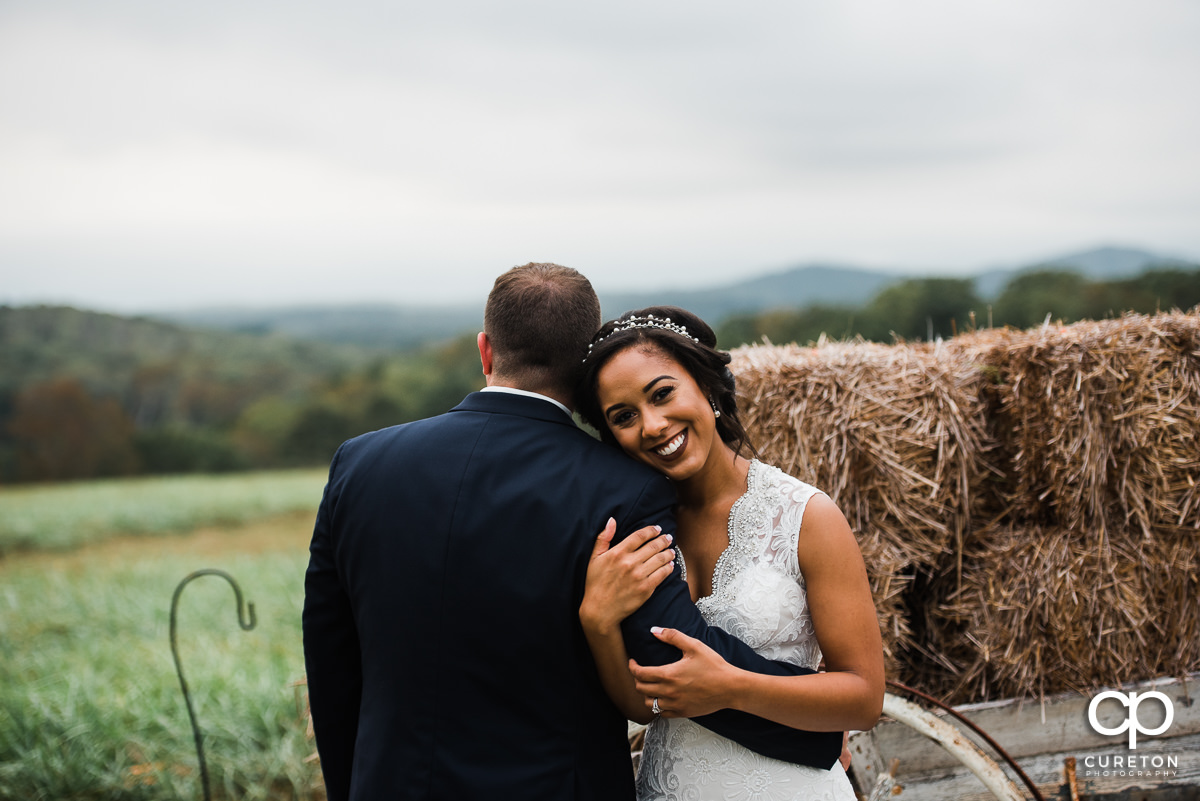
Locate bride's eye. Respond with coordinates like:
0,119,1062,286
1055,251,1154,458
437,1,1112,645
651,386,675,403
609,409,635,427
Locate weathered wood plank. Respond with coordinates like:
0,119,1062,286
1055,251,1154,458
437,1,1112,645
863,673,1199,775
869,732,1200,801
846,727,888,791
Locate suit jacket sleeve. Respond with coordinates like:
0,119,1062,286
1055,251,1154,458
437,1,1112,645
616,475,844,770
302,447,362,801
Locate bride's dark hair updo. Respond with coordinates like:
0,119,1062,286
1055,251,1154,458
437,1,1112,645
575,305,758,459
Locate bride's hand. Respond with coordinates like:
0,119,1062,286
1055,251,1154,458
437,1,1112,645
580,519,675,633
629,627,739,718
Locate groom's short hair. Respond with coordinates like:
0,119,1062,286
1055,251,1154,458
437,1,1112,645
485,263,601,395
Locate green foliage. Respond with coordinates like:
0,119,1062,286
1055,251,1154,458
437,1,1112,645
280,404,360,465
134,426,249,475
992,269,1093,329
990,266,1200,330
231,333,486,468
0,469,326,556
0,306,370,482
395,334,488,419
0,547,320,800
0,305,367,406
0,307,486,483
717,266,1200,347
1101,267,1200,316
7,377,140,481
860,277,983,341
716,278,983,346
717,305,859,348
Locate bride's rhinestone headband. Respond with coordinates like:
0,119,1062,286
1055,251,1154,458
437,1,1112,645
584,314,699,362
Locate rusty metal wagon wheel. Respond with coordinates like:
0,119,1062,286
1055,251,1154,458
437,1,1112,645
867,682,1045,801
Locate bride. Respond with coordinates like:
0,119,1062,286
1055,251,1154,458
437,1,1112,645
575,306,884,800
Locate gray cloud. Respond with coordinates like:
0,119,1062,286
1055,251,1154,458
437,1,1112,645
1,0,1198,310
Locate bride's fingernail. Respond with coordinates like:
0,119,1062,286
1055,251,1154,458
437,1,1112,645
653,525,661,532
651,626,663,635
665,534,673,544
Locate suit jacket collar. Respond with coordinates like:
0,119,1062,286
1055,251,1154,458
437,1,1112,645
451,390,579,429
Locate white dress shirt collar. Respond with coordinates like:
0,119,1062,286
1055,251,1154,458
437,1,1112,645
480,386,573,419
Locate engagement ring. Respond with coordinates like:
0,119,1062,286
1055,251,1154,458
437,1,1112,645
652,697,661,716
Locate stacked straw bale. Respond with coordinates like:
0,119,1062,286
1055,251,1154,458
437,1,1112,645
731,338,998,676
931,312,1200,701
929,523,1200,702
732,311,1200,703
955,314,1200,538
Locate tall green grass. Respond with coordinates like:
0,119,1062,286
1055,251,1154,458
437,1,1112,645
0,470,327,556
0,545,320,800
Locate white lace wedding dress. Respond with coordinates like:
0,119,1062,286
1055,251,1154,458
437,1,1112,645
635,460,857,801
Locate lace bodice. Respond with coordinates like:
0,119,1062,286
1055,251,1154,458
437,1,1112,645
685,460,823,671
636,461,855,801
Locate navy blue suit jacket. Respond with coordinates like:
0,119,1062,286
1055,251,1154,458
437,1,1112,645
302,391,841,801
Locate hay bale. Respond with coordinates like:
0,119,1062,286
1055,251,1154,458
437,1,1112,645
924,523,1200,704
951,312,1200,541
733,338,997,568
852,531,913,677
731,338,998,671
732,312,1200,703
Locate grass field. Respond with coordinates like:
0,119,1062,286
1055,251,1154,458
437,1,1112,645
0,469,328,556
0,473,327,800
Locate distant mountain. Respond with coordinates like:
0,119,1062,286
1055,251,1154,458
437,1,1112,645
974,246,1196,299
599,263,904,322
602,246,1197,319
160,266,904,350
153,246,1196,348
162,303,483,350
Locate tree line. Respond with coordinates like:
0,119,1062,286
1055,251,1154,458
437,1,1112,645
2,264,1197,484
0,306,483,484
715,266,1200,347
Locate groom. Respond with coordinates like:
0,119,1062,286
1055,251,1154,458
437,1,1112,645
303,263,841,801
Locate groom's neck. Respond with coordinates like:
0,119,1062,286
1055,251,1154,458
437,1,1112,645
486,375,575,412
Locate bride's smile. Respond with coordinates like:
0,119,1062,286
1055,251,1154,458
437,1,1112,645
653,430,687,458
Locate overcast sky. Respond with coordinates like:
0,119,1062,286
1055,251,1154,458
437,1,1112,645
2,0,1198,312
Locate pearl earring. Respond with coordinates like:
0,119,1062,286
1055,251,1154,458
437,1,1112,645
710,398,721,418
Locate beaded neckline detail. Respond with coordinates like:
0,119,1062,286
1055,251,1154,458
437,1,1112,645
693,460,778,613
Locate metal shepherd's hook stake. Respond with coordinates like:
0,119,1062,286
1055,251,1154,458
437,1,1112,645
170,569,257,801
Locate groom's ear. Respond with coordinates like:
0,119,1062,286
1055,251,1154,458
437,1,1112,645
477,332,494,377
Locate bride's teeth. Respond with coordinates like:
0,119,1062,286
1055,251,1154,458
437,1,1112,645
656,433,685,456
